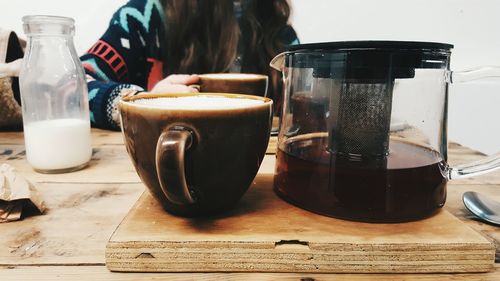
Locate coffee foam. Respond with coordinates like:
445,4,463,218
132,96,265,109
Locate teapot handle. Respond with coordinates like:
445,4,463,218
447,66,500,179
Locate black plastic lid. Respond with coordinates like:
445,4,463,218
287,41,453,52
284,41,452,79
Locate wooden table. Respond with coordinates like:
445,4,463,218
0,128,499,280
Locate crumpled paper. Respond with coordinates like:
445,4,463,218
0,163,45,222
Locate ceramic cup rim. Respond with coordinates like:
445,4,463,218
120,92,273,112
198,73,268,81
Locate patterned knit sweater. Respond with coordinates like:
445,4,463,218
80,0,299,130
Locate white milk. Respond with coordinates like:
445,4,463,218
133,96,265,109
24,118,92,171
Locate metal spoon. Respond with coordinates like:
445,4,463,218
463,191,500,226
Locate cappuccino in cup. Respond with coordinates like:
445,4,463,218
133,95,265,109
120,93,273,217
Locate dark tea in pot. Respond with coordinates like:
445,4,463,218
274,133,448,222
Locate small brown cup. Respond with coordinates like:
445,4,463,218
198,73,269,97
119,93,273,217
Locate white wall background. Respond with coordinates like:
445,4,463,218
1,0,499,155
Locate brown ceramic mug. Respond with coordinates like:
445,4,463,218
119,93,273,217
198,73,269,97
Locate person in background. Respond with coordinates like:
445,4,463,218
81,0,299,130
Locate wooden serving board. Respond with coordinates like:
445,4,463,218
106,174,495,273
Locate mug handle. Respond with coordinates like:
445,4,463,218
155,126,197,204
447,66,500,179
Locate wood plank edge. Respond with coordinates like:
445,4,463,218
105,262,494,273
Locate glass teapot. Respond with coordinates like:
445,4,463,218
270,41,500,223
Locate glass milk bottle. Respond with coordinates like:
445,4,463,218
19,15,91,173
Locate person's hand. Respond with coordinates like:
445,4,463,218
150,74,199,93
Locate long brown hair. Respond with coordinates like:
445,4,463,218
161,0,291,100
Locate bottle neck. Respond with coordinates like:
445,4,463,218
23,15,75,37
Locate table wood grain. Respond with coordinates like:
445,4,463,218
0,128,499,280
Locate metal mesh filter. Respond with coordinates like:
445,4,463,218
328,81,394,158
